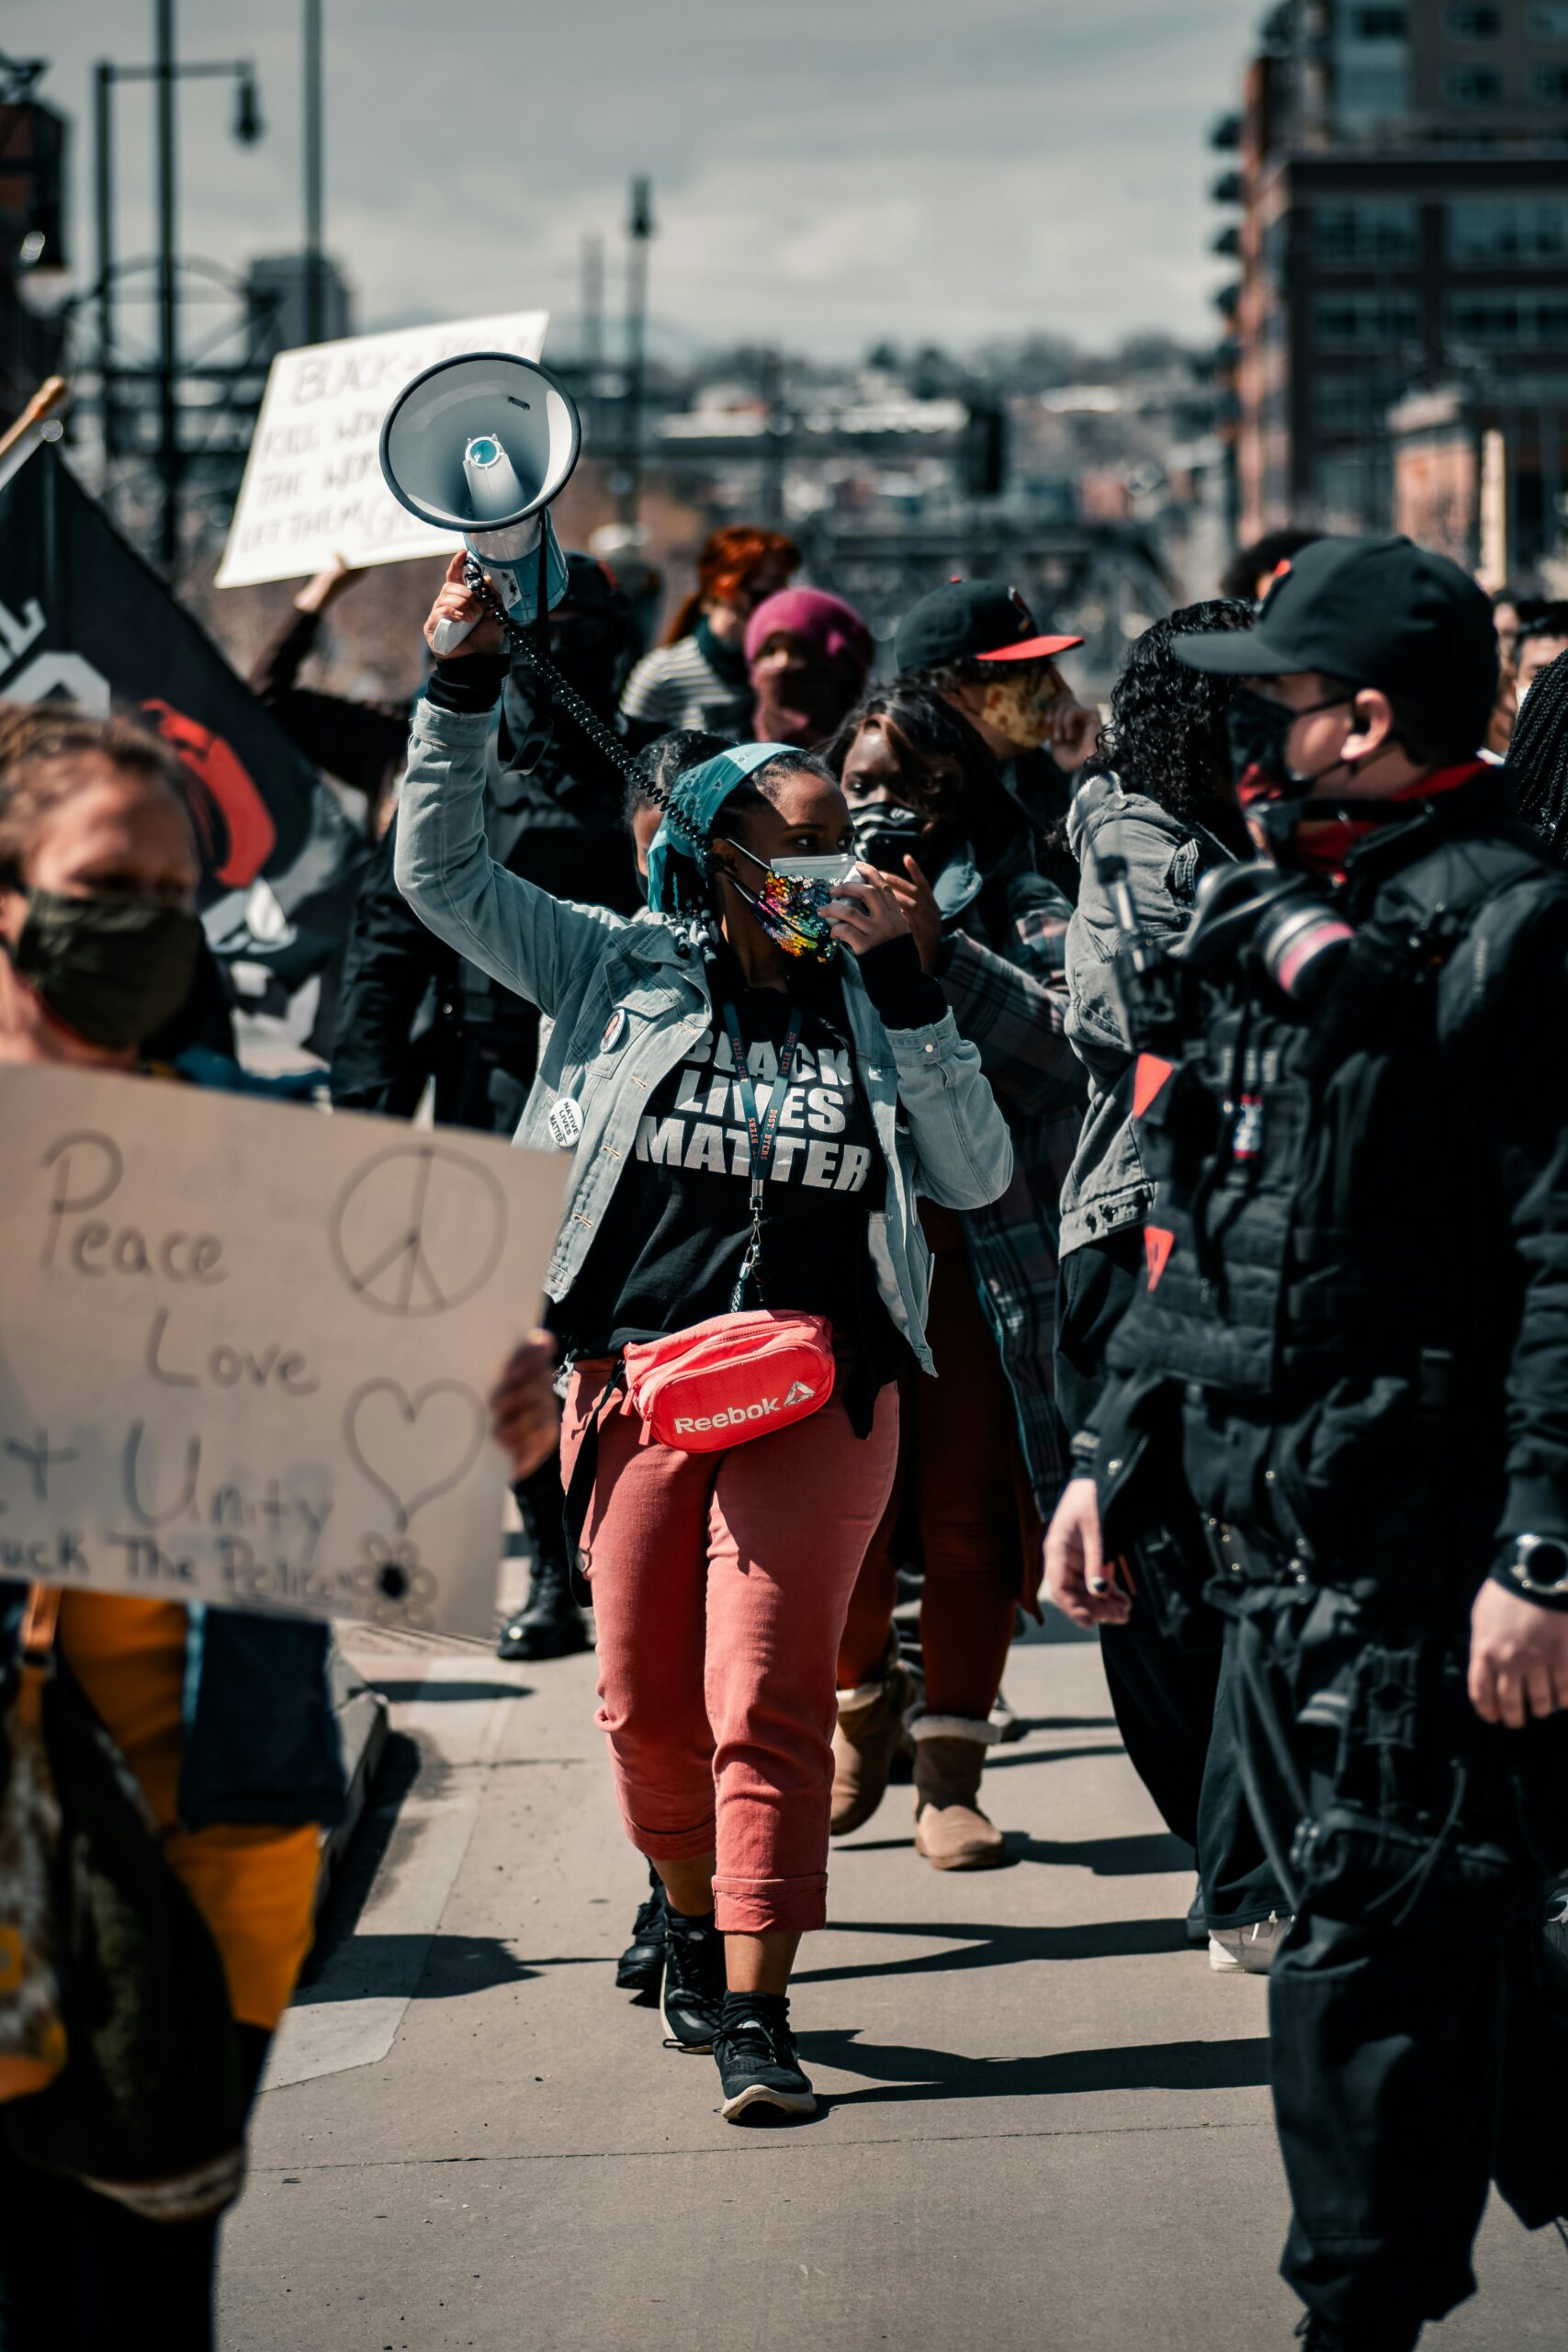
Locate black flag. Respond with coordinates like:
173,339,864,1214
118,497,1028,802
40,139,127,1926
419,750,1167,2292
0,446,367,1014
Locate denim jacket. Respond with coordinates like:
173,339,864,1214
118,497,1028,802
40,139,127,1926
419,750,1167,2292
394,700,1014,1374
1059,772,1236,1261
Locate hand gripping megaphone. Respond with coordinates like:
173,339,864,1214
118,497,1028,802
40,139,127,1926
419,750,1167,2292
378,351,581,654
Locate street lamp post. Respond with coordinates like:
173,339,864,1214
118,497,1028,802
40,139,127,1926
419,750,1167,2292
91,6,263,568
304,0,324,344
619,177,655,531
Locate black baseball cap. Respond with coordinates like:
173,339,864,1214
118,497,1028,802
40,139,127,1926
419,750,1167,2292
896,577,1084,674
1171,536,1497,726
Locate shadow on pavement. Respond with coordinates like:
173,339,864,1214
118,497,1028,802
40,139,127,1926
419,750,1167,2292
800,2030,1271,2108
980,1741,1125,1774
1011,1831,1194,1874
366,1679,532,1704
293,1931,539,2002
797,1915,1192,1986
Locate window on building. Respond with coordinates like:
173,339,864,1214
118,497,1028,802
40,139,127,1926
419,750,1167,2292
1445,65,1506,100
1450,197,1568,261
1352,6,1409,32
1532,63,1568,96
1313,373,1397,433
1311,199,1421,264
1314,290,1423,346
1531,3,1568,37
1447,5,1503,34
1447,291,1568,345
1338,63,1414,124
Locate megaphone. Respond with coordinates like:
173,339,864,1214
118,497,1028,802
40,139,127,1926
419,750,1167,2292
379,351,581,654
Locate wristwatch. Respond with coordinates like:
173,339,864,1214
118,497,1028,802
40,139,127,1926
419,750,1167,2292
1495,1533,1568,1609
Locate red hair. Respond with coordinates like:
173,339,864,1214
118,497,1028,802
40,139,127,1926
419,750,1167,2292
662,526,801,647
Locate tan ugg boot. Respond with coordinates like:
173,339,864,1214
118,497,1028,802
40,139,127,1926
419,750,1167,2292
910,1718,1007,1871
830,1642,914,1837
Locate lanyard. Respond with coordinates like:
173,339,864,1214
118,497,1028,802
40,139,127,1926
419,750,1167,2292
722,1000,805,1309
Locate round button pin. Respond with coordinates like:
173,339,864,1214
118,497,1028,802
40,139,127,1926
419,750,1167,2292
547,1098,585,1148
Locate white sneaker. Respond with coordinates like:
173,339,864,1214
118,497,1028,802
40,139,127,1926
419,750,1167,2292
1208,1914,1292,1974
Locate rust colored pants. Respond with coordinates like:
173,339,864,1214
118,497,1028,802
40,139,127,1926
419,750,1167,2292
837,1209,1041,1719
562,1366,899,1934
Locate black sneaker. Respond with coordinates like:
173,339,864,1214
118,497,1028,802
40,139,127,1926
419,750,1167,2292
659,1901,725,2052
714,1992,817,2122
616,1865,666,1997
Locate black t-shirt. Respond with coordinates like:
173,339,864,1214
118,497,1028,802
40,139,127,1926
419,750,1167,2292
560,950,906,1425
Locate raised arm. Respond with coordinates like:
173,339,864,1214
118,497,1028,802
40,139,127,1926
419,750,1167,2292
393,556,631,1022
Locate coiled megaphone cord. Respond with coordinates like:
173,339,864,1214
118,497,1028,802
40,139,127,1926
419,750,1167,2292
459,555,707,858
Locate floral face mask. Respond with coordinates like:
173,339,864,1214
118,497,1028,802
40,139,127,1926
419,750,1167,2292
978,663,1063,752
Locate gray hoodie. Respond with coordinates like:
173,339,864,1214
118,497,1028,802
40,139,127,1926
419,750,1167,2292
1058,771,1237,1260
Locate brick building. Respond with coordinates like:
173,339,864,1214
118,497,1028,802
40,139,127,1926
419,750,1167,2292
1214,1,1568,572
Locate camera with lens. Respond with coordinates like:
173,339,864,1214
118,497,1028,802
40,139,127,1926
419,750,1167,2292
1174,864,1354,1011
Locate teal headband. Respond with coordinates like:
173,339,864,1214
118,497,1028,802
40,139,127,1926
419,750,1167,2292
646,742,800,916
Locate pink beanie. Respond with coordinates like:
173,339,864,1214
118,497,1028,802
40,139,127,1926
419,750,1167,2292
744,587,874,681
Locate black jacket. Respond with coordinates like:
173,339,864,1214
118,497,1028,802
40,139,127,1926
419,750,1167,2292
1089,774,1568,1610
329,690,642,1129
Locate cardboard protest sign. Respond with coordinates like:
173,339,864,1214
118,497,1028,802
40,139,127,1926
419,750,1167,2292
0,448,366,1012
216,309,548,588
0,1066,567,1637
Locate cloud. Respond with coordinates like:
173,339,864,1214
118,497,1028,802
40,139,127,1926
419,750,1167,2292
34,0,1256,359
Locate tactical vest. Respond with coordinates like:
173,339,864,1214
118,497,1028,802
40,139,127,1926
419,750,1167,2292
1105,802,1566,1579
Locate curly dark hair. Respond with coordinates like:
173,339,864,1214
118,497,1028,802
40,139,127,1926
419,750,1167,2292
1509,644,1568,865
1087,598,1255,822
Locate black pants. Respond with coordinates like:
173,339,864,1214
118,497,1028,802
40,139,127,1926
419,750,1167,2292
1055,1236,1280,1923
1234,1608,1568,2336
0,2022,271,2352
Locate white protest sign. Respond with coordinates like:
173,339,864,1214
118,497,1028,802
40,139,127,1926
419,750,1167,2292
0,1065,567,1637
215,308,548,589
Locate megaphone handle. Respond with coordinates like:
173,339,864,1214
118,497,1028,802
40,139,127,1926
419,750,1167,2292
430,610,479,657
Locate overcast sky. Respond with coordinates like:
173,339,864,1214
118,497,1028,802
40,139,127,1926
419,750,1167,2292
25,0,1261,365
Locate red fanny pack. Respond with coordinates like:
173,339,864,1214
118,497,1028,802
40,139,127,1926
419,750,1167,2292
623,1310,834,1453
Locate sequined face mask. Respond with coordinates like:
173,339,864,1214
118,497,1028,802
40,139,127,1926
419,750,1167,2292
715,839,839,962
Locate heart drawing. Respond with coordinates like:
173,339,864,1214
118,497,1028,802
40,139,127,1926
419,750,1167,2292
344,1379,489,1531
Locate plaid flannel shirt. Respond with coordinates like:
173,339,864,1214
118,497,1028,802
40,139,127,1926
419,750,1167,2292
937,867,1087,1517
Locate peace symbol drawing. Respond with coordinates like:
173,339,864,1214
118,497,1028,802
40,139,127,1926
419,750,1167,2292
330,1143,508,1318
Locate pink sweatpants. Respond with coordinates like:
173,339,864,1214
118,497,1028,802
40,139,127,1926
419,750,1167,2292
561,1366,899,1934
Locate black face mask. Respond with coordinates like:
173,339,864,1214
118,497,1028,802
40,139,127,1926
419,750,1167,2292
1225,684,1353,801
848,799,944,877
6,888,204,1051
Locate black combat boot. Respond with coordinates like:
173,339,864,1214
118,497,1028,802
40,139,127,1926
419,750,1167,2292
616,1861,666,1997
496,1460,590,1662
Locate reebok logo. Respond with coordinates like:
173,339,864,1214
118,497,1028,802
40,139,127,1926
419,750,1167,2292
783,1381,816,1408
675,1396,782,1434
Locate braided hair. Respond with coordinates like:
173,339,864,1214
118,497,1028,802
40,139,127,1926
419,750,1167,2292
1509,644,1568,864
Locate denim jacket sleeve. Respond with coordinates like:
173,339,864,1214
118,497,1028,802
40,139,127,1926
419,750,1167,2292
874,999,1014,1211
393,697,632,1022
1065,779,1197,1088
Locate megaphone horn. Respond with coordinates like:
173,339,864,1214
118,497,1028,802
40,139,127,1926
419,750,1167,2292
379,351,582,652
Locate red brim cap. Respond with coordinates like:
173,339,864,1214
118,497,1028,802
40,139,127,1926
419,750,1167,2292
976,633,1085,662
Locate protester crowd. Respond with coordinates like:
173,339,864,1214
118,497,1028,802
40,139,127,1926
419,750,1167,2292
7,501,1568,2351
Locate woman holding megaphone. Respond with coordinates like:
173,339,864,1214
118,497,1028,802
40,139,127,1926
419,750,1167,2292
396,556,1014,2123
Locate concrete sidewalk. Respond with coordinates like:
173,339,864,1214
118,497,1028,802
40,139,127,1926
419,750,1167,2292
222,1623,1565,2351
